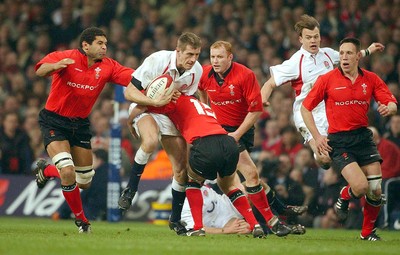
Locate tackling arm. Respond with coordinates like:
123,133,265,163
261,76,277,106
36,58,75,77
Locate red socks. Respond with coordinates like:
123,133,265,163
44,164,60,178
62,183,88,223
186,183,203,230
228,189,258,230
361,199,381,237
247,186,274,222
340,185,352,200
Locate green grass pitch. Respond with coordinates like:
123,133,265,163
0,217,399,255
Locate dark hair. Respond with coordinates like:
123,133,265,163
79,27,106,48
339,37,361,52
93,149,108,163
294,15,320,36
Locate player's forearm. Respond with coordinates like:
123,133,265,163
300,105,321,139
235,111,262,139
204,227,226,234
388,102,398,116
124,83,158,106
261,78,276,105
198,89,208,104
35,63,59,77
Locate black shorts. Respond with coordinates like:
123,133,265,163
38,109,92,149
328,127,382,173
189,135,239,180
222,125,255,152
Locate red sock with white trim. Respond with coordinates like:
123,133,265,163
228,188,258,230
361,196,381,237
186,182,203,230
247,184,274,222
61,183,88,223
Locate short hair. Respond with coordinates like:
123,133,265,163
294,15,320,36
210,41,233,55
339,37,361,52
79,27,107,47
177,32,202,51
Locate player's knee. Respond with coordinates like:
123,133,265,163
141,136,159,152
58,167,76,185
75,166,95,186
366,175,382,201
352,181,369,197
173,167,188,183
52,152,74,171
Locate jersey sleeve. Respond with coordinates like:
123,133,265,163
243,71,263,112
270,54,301,86
109,59,135,87
371,73,398,105
322,47,340,65
35,51,70,72
132,53,162,89
302,74,327,111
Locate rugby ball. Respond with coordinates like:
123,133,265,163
146,74,174,99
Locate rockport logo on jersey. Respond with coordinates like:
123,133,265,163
335,100,368,106
67,81,99,90
211,98,242,106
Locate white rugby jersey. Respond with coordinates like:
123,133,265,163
181,186,242,229
132,50,202,96
270,47,339,114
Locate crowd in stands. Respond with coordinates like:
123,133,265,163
0,0,399,228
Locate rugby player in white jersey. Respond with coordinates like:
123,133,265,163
122,32,203,236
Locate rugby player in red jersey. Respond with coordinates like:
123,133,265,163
301,37,397,241
129,95,265,238
198,41,291,236
34,27,134,233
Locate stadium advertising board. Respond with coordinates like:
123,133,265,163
0,175,171,221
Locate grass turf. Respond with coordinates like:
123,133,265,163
0,217,399,255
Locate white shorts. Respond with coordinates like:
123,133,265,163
293,101,328,143
128,103,180,137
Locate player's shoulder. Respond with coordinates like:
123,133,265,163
320,47,337,56
147,50,173,60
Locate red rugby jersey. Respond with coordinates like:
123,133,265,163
35,49,134,118
303,68,397,133
198,62,263,126
148,96,227,144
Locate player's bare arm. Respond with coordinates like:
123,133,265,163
377,101,398,117
261,76,277,106
361,42,385,57
124,82,173,107
198,89,209,104
229,111,262,142
300,105,331,154
36,58,75,77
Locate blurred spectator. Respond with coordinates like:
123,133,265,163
384,114,400,148
264,153,305,207
268,125,304,164
305,168,342,229
0,111,33,174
